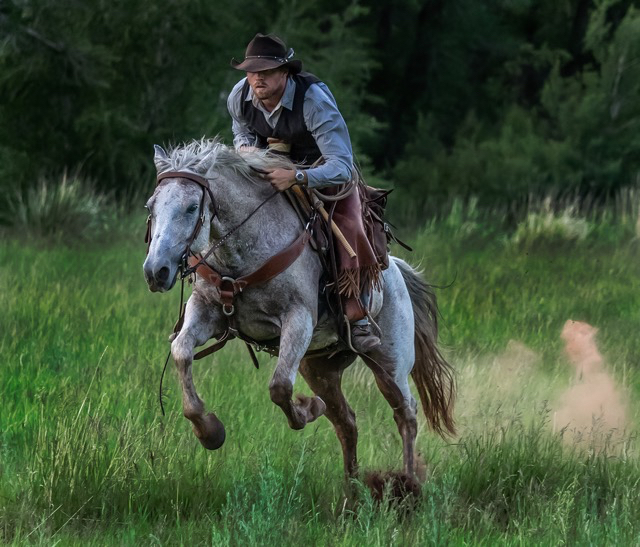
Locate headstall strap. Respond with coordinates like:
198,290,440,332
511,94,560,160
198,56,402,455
156,170,208,188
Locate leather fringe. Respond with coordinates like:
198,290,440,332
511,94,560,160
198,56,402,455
337,264,382,298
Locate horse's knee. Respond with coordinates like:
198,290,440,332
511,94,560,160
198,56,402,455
171,335,194,367
269,380,293,406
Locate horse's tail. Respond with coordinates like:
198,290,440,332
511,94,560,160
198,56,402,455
394,258,456,437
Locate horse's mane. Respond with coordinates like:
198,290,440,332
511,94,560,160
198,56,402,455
156,138,294,180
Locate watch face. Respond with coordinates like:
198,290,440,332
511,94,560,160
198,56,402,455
295,171,305,182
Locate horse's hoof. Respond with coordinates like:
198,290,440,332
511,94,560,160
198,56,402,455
364,471,421,506
192,412,226,450
296,394,326,423
310,396,326,421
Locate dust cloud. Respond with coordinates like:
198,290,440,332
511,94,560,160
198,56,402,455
465,320,631,448
553,320,629,445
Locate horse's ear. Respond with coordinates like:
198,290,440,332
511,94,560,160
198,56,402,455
154,145,168,168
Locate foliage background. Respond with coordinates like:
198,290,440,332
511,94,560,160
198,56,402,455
2,0,640,219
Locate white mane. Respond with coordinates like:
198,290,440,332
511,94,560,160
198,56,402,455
155,138,294,180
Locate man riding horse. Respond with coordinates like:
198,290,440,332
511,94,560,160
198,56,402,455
227,33,381,353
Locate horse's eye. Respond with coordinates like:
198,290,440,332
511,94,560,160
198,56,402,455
187,204,198,214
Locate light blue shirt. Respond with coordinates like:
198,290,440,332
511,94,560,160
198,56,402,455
227,76,354,188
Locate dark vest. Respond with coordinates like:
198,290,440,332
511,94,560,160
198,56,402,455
240,72,322,165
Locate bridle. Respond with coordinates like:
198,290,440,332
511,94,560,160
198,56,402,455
145,170,283,280
145,170,216,270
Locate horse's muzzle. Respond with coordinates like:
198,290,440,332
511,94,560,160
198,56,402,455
143,260,177,292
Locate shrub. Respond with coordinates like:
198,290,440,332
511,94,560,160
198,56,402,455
613,187,640,239
2,173,115,242
510,197,591,248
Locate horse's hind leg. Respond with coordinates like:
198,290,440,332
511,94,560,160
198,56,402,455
365,270,419,478
366,355,418,478
299,352,359,479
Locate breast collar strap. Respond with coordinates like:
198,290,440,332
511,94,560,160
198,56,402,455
188,226,311,316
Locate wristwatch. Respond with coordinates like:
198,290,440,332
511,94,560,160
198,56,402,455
294,170,306,184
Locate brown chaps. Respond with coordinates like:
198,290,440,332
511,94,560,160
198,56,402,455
319,184,381,322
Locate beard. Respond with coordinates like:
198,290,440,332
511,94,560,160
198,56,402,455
252,86,273,100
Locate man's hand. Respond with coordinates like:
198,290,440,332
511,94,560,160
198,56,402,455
265,168,297,192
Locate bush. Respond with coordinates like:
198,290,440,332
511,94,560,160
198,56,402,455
2,173,115,242
511,197,591,248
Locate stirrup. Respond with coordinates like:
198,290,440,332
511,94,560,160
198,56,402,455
366,313,383,339
348,318,381,354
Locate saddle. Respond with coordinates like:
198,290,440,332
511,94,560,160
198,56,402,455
286,170,411,329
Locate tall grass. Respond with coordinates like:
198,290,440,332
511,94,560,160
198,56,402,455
1,191,639,544
407,186,640,247
1,173,116,242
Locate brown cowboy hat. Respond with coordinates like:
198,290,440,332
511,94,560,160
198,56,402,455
231,33,302,74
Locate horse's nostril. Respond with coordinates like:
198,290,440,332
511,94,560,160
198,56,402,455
156,266,170,284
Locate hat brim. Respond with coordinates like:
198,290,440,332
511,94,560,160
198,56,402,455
230,57,302,74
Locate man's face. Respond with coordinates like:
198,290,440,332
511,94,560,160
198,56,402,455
246,68,288,102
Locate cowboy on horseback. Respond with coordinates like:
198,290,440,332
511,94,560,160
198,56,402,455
227,33,382,353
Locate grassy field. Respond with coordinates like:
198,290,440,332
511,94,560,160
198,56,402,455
1,203,639,545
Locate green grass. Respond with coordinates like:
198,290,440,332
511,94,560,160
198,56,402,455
1,209,639,545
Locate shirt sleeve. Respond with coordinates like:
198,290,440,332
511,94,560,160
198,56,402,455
227,78,258,149
302,82,354,188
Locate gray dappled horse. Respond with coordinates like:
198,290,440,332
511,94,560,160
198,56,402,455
143,139,455,482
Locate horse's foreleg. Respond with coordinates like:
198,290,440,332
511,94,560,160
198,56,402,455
300,353,358,479
171,297,226,450
269,311,326,430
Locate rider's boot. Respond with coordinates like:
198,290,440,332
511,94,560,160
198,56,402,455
350,318,381,353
